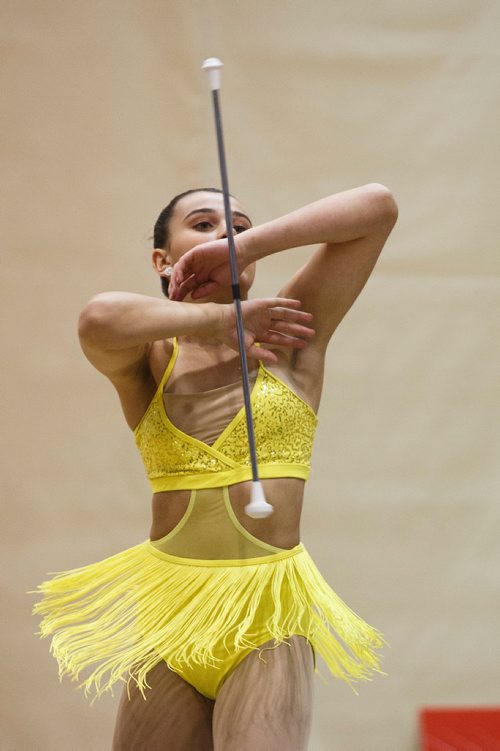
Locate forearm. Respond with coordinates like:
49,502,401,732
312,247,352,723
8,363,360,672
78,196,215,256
239,183,397,264
78,292,225,350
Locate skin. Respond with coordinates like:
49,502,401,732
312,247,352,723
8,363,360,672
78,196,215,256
78,186,398,749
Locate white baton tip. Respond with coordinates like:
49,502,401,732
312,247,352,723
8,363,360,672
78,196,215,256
245,482,274,519
202,57,223,90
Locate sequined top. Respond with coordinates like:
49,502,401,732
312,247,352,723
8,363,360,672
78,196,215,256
134,338,318,492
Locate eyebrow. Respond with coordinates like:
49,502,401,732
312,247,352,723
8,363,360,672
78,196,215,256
183,208,252,225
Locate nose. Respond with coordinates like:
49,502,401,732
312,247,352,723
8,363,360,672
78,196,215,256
217,222,236,240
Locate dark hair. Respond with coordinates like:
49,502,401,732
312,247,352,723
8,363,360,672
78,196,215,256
154,187,225,298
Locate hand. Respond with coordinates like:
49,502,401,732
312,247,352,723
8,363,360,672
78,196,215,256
220,297,314,365
169,238,243,301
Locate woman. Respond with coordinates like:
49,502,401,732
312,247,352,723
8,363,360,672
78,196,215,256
34,183,398,750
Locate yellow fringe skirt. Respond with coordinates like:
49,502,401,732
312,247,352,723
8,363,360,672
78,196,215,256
31,540,386,701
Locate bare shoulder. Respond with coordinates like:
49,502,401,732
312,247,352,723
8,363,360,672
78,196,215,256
79,333,174,431
77,291,178,429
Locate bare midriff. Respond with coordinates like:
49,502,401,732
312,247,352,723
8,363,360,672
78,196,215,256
150,477,305,551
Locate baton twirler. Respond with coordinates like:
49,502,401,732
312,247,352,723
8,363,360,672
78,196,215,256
202,57,273,519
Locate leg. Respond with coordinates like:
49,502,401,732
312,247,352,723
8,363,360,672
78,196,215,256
112,660,214,751
213,636,314,751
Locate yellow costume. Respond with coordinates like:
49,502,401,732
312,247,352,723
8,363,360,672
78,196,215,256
32,338,386,701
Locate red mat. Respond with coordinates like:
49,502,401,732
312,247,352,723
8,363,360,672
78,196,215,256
420,707,500,750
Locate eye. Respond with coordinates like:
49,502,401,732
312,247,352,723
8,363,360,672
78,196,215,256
234,224,248,234
194,221,213,231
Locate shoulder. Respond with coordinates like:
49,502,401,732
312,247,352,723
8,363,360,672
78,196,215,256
81,336,175,431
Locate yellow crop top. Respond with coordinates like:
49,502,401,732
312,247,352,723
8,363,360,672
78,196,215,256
134,338,318,492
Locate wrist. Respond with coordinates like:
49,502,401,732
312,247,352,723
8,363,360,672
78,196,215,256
196,302,228,338
237,221,284,264
215,303,233,337
189,301,231,340
236,229,259,267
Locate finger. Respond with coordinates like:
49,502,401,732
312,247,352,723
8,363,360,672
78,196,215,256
170,259,189,287
247,343,279,365
268,298,308,311
190,281,219,299
269,307,314,323
268,321,315,338
169,277,196,302
266,303,314,323
170,274,197,302
170,256,199,291
258,331,311,349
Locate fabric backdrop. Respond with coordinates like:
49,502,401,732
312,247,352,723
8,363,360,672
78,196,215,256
2,1,499,748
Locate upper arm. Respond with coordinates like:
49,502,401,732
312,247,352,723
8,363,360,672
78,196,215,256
78,297,151,382
78,297,159,429
279,203,397,355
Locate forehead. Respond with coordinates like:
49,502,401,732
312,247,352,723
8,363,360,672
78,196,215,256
172,191,248,221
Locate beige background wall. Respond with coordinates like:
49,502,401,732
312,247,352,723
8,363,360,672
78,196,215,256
2,1,499,749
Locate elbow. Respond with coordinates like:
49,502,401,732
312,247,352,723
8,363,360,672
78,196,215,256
366,183,399,228
78,292,121,347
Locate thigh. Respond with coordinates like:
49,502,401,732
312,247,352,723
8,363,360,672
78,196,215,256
112,660,214,751
213,636,314,751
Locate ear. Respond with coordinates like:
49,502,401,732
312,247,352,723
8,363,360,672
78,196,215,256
152,248,171,276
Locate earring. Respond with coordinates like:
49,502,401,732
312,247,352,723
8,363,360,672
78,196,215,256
161,266,173,278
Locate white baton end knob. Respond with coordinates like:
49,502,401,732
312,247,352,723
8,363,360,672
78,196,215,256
202,57,223,90
245,482,274,519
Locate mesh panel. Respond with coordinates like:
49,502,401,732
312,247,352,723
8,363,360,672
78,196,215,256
150,487,283,560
